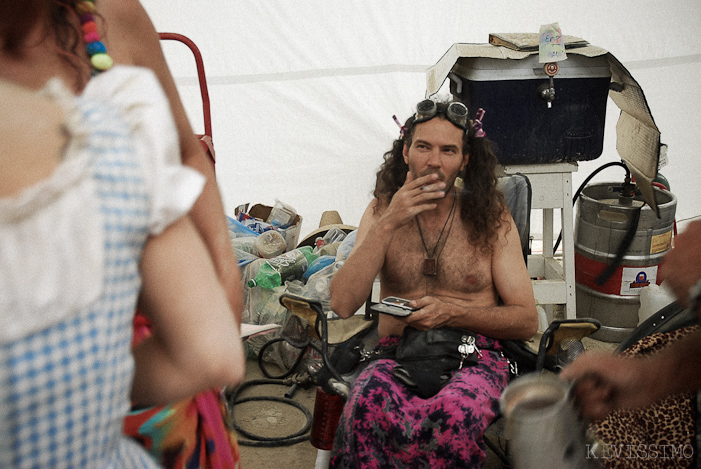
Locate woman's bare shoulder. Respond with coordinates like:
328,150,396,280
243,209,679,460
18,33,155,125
0,81,66,197
98,0,161,66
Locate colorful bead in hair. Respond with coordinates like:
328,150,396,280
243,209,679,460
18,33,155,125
76,0,113,73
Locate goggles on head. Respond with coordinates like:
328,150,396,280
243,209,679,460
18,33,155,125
413,99,468,131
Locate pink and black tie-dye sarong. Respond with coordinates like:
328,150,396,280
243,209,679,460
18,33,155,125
330,333,509,469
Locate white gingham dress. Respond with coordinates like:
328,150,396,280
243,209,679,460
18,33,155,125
0,67,204,468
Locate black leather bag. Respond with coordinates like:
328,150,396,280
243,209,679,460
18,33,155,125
393,326,479,398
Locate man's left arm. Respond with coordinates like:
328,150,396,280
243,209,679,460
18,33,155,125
486,215,539,339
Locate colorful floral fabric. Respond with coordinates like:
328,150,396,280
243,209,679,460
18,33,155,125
124,389,240,469
330,334,509,468
123,314,241,469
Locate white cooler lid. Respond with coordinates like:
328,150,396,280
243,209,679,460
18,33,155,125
451,53,611,81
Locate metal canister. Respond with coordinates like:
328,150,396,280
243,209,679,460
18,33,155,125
309,386,345,450
574,183,676,342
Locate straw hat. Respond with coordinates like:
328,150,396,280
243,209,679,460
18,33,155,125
296,210,357,248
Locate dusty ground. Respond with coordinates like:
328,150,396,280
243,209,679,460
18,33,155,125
231,357,320,469
234,359,317,469
231,336,617,469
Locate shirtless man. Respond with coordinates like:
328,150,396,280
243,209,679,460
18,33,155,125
330,99,537,339
328,99,538,468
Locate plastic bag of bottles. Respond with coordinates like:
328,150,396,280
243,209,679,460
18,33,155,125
227,216,261,267
240,258,266,323
244,284,290,358
304,261,343,312
335,229,358,261
248,246,318,289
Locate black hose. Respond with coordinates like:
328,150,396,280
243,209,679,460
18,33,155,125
227,378,313,447
233,299,347,447
595,203,645,285
314,307,347,386
553,161,630,253
257,337,308,379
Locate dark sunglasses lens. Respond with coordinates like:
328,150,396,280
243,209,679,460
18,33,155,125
449,102,467,117
415,99,437,122
447,102,468,129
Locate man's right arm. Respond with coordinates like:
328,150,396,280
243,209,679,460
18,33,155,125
329,200,393,318
330,172,446,318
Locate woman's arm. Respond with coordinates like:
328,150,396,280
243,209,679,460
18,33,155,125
131,216,245,406
561,329,701,420
102,0,244,324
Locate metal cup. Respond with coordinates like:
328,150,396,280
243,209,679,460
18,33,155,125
500,373,590,469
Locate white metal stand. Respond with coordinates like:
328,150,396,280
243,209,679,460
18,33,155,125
499,163,578,321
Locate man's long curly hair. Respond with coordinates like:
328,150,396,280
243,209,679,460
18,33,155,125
374,100,506,254
1,0,94,89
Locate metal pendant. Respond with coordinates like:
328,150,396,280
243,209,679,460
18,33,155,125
423,258,437,276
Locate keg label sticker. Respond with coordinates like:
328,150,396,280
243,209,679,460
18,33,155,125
650,230,673,254
620,266,658,296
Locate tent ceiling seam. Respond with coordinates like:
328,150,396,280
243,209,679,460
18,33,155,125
173,64,432,86
171,54,700,86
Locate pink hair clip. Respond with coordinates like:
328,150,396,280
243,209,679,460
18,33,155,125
472,108,486,138
393,115,407,139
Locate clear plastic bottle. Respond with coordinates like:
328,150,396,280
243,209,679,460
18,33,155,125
231,236,259,255
248,245,319,289
321,227,347,245
254,229,287,258
314,241,342,257
266,200,297,228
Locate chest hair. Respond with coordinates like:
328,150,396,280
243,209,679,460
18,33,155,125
381,218,494,297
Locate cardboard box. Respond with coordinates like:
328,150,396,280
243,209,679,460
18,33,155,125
235,203,303,252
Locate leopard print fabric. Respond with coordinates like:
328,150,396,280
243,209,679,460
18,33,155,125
591,325,699,469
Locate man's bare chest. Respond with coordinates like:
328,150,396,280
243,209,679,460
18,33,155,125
381,219,493,297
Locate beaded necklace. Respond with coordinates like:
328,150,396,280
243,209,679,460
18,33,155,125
75,0,113,74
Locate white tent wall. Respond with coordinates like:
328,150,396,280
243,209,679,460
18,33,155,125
142,0,701,243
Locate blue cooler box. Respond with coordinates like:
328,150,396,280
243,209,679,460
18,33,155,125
449,54,611,164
